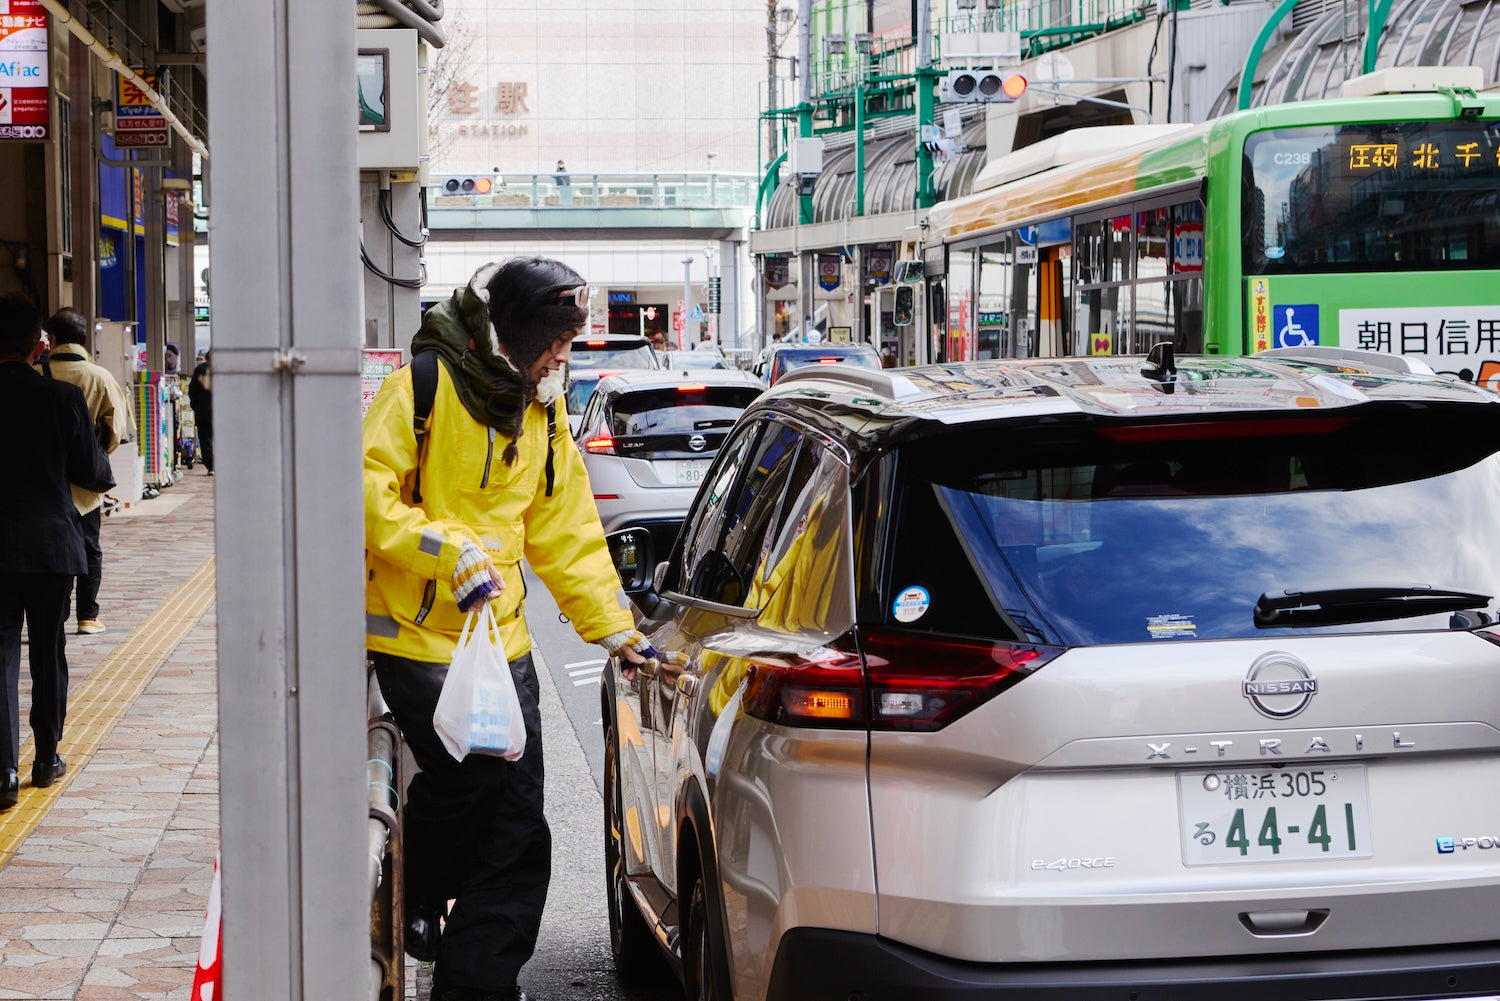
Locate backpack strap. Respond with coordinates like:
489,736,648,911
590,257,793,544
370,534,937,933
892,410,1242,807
411,350,439,503
545,402,557,498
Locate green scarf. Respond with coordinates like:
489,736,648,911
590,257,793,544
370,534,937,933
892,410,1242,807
409,277,533,460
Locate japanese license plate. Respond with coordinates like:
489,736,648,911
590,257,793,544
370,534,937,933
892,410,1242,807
675,460,711,486
1178,765,1373,865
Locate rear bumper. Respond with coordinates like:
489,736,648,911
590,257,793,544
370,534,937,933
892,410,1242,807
765,929,1500,1001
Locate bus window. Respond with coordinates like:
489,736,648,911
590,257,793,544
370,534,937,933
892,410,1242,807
978,242,1012,359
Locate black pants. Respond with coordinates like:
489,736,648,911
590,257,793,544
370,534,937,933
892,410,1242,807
372,649,549,993
75,508,103,622
0,573,73,776
198,422,214,472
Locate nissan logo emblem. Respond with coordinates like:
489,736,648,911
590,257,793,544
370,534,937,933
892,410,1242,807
1242,651,1318,719
688,434,707,452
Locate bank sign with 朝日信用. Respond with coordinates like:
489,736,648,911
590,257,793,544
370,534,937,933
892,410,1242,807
0,0,50,141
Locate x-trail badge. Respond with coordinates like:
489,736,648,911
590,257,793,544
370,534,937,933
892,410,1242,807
1243,651,1318,719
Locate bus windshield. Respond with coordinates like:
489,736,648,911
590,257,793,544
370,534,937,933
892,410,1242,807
1243,120,1500,275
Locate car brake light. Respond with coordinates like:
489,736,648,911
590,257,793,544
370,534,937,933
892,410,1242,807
677,384,707,392
817,358,842,364
742,628,1057,731
860,627,1057,731
584,436,616,454
586,340,608,347
1096,417,1352,443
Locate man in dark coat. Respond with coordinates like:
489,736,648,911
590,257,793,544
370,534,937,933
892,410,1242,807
188,349,213,473
0,295,99,810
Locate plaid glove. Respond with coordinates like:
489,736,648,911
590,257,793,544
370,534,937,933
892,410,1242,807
452,539,500,613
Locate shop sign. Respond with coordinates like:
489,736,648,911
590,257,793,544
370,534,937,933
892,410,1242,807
817,253,841,292
116,70,168,148
361,348,404,417
0,0,49,141
98,233,118,269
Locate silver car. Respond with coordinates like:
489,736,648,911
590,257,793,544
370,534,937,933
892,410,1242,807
575,368,765,559
600,346,1500,1000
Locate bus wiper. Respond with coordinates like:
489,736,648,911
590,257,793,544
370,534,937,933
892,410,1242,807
1254,585,1492,628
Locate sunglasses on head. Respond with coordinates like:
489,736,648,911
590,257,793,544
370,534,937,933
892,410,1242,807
550,284,593,311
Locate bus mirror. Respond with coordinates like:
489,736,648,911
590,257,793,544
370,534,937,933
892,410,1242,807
894,285,915,326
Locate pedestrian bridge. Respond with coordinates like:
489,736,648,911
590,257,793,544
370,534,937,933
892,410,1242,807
426,170,757,241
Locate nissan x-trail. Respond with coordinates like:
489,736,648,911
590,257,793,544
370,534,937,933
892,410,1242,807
599,346,1500,1001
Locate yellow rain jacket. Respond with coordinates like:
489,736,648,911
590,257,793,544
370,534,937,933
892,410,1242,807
363,359,633,664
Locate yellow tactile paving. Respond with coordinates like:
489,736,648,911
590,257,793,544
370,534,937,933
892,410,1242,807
0,555,217,868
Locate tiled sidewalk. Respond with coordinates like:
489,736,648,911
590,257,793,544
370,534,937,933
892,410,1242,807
0,470,220,1001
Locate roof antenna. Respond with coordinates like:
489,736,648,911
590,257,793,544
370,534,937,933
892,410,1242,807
1142,342,1178,386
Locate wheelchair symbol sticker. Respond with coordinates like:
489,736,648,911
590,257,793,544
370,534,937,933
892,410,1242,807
1274,304,1320,348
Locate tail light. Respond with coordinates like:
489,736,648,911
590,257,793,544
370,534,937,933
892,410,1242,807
742,628,1058,732
586,340,608,347
1478,628,1500,649
816,358,842,364
676,384,707,392
583,435,616,454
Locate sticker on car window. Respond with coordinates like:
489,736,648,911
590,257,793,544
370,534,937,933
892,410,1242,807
893,585,931,623
1147,613,1197,639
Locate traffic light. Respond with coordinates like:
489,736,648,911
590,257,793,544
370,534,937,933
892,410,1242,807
439,175,498,195
939,70,1027,103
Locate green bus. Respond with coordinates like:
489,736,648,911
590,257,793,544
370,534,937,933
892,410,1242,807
914,70,1500,390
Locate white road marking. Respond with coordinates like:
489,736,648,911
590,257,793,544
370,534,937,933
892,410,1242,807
565,659,607,674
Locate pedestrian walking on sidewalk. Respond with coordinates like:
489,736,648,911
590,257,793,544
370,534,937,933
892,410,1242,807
363,258,651,1001
39,308,133,635
188,349,213,473
0,295,104,810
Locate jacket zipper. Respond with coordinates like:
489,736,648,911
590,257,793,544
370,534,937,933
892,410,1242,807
414,579,436,625
481,427,495,488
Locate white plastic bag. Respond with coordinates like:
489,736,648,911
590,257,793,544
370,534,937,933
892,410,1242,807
433,603,527,762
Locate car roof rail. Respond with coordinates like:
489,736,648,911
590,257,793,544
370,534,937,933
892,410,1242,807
1256,345,1441,378
773,364,925,399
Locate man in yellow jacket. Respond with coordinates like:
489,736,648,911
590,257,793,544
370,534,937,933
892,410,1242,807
364,257,649,1001
39,309,132,635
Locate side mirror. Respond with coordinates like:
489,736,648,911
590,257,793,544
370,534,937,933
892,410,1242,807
606,527,660,617
894,285,914,327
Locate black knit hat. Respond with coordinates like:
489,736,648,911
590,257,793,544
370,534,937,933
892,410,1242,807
483,257,589,375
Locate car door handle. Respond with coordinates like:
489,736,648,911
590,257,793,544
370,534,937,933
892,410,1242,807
1238,909,1329,937
635,658,658,679
676,673,699,698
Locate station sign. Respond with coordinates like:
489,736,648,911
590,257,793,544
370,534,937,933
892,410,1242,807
0,0,50,141
116,70,169,147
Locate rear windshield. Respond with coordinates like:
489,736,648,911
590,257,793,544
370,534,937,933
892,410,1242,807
884,408,1500,646
608,386,762,437
1243,121,1500,274
569,341,657,371
774,348,881,380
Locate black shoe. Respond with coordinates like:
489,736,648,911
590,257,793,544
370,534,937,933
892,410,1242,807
31,754,66,789
404,901,445,963
0,770,16,811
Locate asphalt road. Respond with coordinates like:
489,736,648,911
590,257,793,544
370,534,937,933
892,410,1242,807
404,568,675,1001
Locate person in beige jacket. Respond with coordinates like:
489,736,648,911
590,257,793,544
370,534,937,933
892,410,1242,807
38,309,132,635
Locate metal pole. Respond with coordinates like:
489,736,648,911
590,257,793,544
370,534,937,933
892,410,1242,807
682,256,694,345
207,1,368,997
915,0,937,209
797,0,814,227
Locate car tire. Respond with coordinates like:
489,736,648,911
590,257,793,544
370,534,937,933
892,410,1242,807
684,872,731,1001
604,721,656,980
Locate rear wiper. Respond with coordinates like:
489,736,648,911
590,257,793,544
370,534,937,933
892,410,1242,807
1254,585,1492,628
693,419,737,430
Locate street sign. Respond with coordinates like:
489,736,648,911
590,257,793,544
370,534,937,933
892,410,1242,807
689,303,705,323
116,71,169,148
707,276,721,314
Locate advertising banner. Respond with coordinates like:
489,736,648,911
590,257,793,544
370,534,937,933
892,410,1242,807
0,0,49,141
361,348,404,416
817,253,841,292
763,254,789,291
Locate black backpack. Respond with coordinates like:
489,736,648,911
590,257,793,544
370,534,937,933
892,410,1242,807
410,349,557,503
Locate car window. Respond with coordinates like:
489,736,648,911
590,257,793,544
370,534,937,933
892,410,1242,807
752,438,856,637
607,386,760,438
568,341,657,371
771,347,882,383
678,422,764,595
887,414,1500,646
566,374,601,416
690,422,804,605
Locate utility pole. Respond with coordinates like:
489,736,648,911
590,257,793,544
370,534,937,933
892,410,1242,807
766,0,780,162
915,0,937,208
682,257,695,345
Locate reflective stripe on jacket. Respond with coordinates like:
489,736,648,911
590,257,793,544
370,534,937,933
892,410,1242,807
363,359,633,664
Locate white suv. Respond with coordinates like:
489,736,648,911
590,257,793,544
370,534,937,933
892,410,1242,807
601,346,1500,1001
